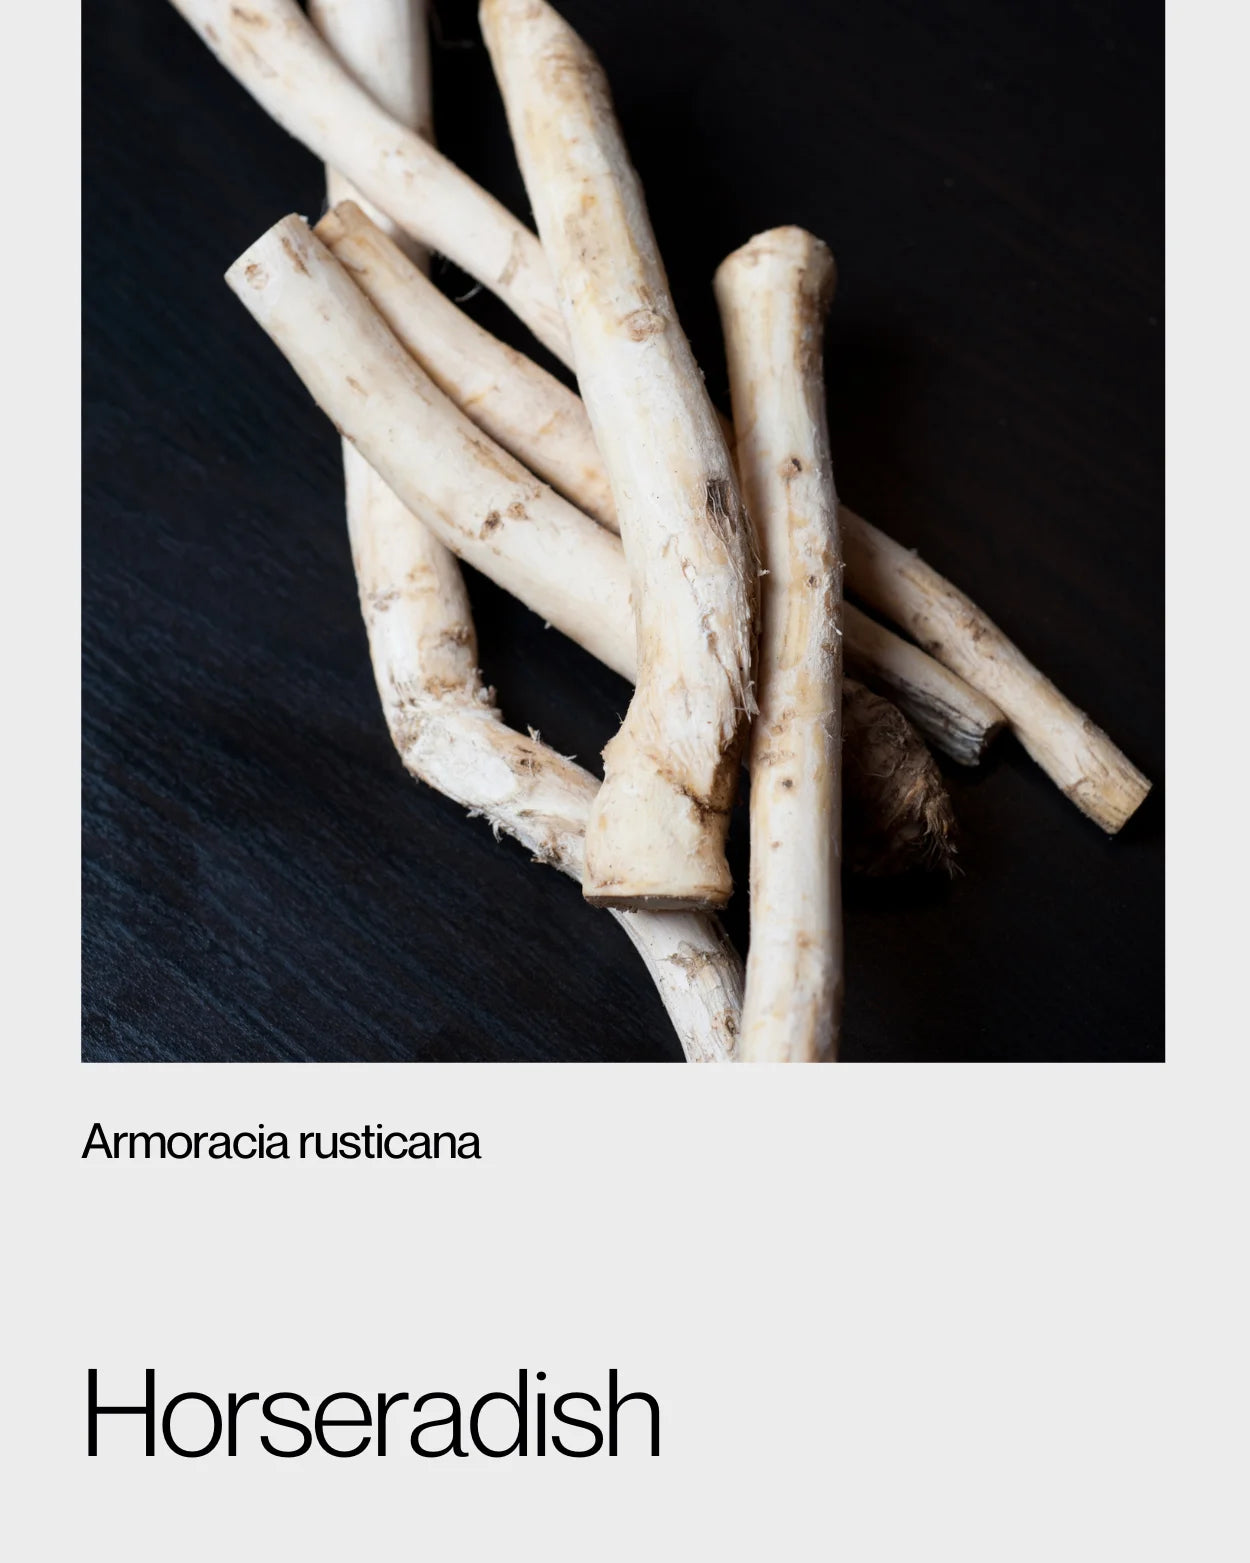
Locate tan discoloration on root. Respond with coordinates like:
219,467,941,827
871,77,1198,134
279,232,310,274
465,431,527,483
497,232,522,288
622,307,665,340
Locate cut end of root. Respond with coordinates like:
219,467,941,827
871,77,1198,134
1076,768,1152,836
582,845,734,911
224,213,314,298
582,747,737,911
584,889,733,912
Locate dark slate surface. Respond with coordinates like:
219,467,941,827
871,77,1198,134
82,0,1162,1062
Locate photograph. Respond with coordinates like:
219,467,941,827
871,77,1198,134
83,0,1162,1061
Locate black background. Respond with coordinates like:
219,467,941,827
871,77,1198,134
83,0,1162,1062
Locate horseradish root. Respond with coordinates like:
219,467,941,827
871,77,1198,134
226,216,953,876
174,0,1139,821
307,0,433,251
315,202,1001,764
715,228,843,1062
315,201,616,528
481,0,758,911
286,13,739,1057
165,0,568,360
842,514,1150,831
226,217,634,677
308,0,451,929
346,398,742,1062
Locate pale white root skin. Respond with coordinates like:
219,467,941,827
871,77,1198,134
166,0,568,360
225,217,953,878
309,0,439,802
307,0,433,155
716,229,844,1063
308,0,432,271
481,0,758,911
315,202,616,528
345,435,742,1063
842,514,1151,832
317,203,1002,764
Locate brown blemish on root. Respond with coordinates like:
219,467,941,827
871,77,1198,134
481,511,502,535
497,235,522,289
346,377,367,397
279,234,309,275
234,36,277,78
699,610,719,658
781,455,803,479
436,626,473,649
464,433,523,482
243,262,268,289
675,780,732,827
622,307,664,340
510,738,542,776
704,477,738,550
230,6,267,26
664,948,718,977
505,501,528,520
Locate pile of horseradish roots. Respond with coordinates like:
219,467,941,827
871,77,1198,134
170,0,1149,1061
